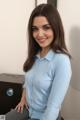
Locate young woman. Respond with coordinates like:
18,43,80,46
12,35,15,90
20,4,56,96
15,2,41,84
6,3,72,120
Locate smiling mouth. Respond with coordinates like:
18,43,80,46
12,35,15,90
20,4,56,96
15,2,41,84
38,40,46,43
38,38,47,42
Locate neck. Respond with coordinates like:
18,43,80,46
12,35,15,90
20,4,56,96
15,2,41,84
40,47,50,58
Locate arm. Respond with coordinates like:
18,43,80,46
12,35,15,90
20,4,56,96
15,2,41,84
20,88,26,105
41,55,72,120
15,88,28,112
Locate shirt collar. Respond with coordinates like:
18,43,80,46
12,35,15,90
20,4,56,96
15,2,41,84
36,49,55,61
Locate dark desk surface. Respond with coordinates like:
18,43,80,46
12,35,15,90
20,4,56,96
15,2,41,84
0,73,24,114
0,73,24,83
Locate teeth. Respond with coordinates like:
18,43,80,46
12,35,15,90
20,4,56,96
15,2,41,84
39,40,44,41
39,39,45,41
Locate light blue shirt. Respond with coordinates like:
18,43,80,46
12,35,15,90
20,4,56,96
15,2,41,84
23,50,72,120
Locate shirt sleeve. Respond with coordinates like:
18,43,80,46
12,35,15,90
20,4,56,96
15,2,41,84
41,54,72,120
22,75,26,88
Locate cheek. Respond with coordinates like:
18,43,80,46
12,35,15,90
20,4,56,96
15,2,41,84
33,32,37,39
32,32,38,43
46,31,54,39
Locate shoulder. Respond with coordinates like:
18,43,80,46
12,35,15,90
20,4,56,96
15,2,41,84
49,52,72,78
55,53,70,63
51,53,71,70
54,53,71,72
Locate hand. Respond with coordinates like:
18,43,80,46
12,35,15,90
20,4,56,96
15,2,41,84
15,99,29,113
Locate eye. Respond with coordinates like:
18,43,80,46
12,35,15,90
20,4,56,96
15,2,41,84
32,26,38,32
43,25,51,30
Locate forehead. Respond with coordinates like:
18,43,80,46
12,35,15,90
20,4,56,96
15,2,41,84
32,16,49,26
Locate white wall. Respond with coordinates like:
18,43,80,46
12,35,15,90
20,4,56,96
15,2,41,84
0,0,47,75
37,0,47,5
0,0,35,74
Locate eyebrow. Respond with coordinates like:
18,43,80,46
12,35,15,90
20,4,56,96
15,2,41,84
32,24,50,28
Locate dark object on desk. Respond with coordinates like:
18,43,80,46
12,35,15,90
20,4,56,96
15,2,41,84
47,0,57,7
0,73,24,114
61,117,64,120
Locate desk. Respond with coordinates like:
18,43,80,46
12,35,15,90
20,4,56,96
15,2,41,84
0,74,24,114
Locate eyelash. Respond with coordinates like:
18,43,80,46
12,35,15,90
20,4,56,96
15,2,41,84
32,27,38,32
32,26,51,32
43,26,51,30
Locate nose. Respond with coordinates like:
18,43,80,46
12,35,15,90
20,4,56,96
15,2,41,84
38,29,44,37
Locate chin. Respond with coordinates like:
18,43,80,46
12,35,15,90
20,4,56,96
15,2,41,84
39,43,47,48
40,45,46,48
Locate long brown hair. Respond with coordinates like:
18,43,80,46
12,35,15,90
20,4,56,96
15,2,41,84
23,4,71,72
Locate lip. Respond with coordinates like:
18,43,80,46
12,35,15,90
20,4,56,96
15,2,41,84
37,38,46,42
38,39,46,43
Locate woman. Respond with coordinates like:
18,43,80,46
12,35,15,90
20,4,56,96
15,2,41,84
6,3,72,120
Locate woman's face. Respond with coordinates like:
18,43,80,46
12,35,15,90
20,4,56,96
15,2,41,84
32,16,54,50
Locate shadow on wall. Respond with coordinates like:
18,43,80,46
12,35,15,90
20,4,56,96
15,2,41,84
61,27,80,120
69,26,80,91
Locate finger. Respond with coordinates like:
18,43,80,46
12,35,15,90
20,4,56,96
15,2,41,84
15,105,18,110
15,104,20,110
17,106,21,112
20,106,23,113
